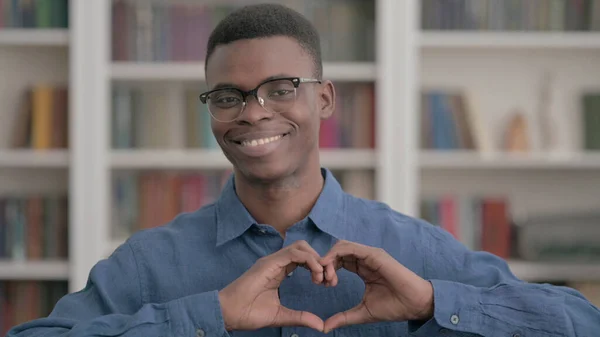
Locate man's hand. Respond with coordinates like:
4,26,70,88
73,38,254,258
319,240,434,333
218,240,327,332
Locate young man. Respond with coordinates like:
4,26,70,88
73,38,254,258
8,3,600,337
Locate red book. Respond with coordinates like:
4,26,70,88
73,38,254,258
481,198,511,259
440,196,459,240
26,198,43,260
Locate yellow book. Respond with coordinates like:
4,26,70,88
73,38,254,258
32,85,54,150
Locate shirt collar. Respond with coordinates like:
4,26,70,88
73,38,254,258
215,168,348,247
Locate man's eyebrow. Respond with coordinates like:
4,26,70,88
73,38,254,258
210,74,294,91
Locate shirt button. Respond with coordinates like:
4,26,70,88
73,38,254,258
439,328,450,334
259,229,267,234
450,314,460,325
196,328,205,337
291,334,299,337
287,271,294,277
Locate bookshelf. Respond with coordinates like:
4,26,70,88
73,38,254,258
417,0,600,289
2,0,600,330
0,0,72,332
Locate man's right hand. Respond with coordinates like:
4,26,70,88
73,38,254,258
218,240,329,332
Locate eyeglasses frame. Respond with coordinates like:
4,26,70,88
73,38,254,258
198,76,322,122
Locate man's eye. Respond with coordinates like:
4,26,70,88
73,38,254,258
213,96,241,108
269,90,293,97
216,96,239,104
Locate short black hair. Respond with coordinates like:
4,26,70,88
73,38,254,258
205,3,322,78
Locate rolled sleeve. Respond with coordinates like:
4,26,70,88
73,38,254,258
408,280,481,337
412,220,600,337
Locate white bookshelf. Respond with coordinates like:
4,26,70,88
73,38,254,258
111,62,377,81
0,29,69,46
0,1,73,298
0,261,69,281
416,1,600,288
2,0,599,297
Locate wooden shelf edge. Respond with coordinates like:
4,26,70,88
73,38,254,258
0,260,69,280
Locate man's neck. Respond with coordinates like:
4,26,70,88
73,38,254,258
234,163,324,237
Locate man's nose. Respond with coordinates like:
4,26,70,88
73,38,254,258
237,95,272,125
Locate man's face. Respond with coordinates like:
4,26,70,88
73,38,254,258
205,36,334,182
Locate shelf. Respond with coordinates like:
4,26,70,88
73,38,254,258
0,150,69,168
110,62,376,81
0,260,69,280
419,151,600,170
420,32,600,50
508,260,600,282
111,149,377,170
0,29,69,46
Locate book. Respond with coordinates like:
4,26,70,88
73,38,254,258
0,195,68,260
111,0,375,62
0,0,68,28
421,195,512,258
421,0,600,31
10,85,69,150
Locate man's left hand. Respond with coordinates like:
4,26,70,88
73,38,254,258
319,240,434,333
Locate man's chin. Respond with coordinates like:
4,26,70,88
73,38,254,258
235,161,294,185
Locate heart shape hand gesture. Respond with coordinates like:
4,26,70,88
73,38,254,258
217,240,434,333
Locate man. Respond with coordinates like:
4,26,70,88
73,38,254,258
8,3,600,337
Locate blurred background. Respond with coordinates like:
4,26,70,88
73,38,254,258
0,0,599,332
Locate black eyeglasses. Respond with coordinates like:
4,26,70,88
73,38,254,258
199,77,321,122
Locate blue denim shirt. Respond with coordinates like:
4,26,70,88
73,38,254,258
8,168,600,337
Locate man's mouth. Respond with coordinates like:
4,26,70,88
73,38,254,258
232,132,290,147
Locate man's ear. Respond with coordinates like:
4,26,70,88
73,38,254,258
319,80,335,120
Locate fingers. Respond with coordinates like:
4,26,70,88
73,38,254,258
320,240,374,266
274,241,324,284
323,305,369,333
324,262,337,287
320,240,391,282
287,249,325,284
273,306,325,332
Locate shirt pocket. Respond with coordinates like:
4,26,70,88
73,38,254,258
333,322,405,337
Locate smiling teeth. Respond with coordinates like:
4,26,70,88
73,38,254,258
241,135,283,147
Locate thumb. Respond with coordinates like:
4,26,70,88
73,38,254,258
323,305,368,333
273,306,324,332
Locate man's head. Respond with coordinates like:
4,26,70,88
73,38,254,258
202,4,335,184
205,3,323,79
